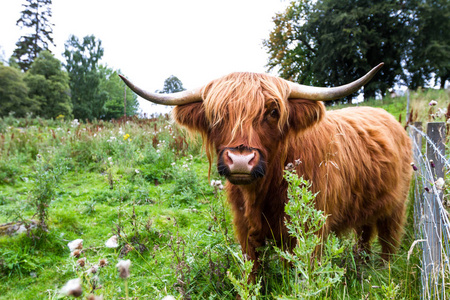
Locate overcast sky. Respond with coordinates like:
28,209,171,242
0,0,289,115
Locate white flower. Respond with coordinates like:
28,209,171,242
116,259,131,279
218,184,224,190
435,177,445,190
214,180,222,187
135,169,140,174
68,239,83,252
105,235,119,248
108,157,113,161
71,119,80,128
171,162,176,166
429,100,438,106
210,180,216,186
61,278,82,297
162,296,176,300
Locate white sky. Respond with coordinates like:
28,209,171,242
0,0,289,115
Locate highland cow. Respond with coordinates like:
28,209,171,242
119,63,412,277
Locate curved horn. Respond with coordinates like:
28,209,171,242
287,63,384,101
118,75,203,105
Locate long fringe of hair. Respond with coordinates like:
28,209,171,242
201,72,291,145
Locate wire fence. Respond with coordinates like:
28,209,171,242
409,122,449,299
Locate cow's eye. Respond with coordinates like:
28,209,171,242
269,109,279,119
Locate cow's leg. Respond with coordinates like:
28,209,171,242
355,225,375,261
356,225,375,253
376,209,405,261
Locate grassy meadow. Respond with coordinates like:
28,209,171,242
0,89,449,299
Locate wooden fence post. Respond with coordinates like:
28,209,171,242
425,122,446,286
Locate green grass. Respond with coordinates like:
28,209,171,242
0,89,448,299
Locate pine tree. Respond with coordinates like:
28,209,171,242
13,0,55,72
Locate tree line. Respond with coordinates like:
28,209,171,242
264,0,449,102
0,0,139,120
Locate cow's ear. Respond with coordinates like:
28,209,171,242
288,99,325,133
173,102,209,134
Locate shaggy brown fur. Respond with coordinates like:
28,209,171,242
172,72,413,278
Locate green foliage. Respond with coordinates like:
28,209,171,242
24,50,72,119
265,0,448,101
0,64,40,117
277,170,344,298
407,0,450,89
63,35,106,120
227,252,262,300
99,66,139,119
30,153,61,232
13,0,55,72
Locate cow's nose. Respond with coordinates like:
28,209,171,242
224,149,257,174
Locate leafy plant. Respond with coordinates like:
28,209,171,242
275,169,344,299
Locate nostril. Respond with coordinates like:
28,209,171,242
225,150,233,165
248,152,256,165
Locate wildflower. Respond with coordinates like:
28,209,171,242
285,162,295,171
61,278,82,297
162,296,176,300
99,258,108,267
156,149,160,153
123,133,130,140
218,184,224,190
71,119,80,128
56,114,64,119
294,159,302,166
116,259,131,279
429,100,437,106
88,265,99,274
135,169,140,174
105,235,119,248
171,162,176,166
71,250,81,258
68,239,83,252
410,162,418,171
77,257,86,267
210,180,216,186
435,177,445,190
429,160,435,168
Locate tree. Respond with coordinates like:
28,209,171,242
24,50,72,118
0,64,40,117
265,0,409,102
99,66,139,120
63,35,106,120
13,0,55,72
158,75,186,94
407,0,450,89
